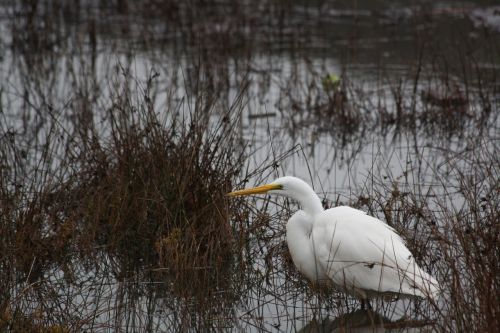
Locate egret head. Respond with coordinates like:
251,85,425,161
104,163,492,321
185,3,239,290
227,176,324,216
227,177,313,199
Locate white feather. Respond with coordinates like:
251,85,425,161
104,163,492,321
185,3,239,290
229,176,440,300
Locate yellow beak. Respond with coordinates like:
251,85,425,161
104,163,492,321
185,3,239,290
227,183,282,197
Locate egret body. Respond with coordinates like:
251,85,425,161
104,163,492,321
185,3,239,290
228,176,440,301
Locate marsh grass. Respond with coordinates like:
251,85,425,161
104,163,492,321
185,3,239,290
0,69,254,330
1,0,499,332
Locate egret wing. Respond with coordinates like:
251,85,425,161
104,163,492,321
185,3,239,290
312,206,439,299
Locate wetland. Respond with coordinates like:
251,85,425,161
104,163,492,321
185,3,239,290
0,0,499,332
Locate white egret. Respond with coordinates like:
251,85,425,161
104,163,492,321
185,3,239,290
228,176,440,302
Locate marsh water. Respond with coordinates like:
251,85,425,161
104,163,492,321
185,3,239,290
1,1,499,332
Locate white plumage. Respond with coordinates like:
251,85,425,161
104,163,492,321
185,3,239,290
228,176,440,301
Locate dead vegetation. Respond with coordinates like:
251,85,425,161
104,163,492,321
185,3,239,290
0,0,499,332
0,69,251,330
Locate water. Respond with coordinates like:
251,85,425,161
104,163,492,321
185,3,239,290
1,1,499,331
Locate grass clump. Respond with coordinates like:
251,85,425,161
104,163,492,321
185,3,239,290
69,75,246,291
0,72,248,329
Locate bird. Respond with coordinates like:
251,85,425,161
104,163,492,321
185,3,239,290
227,176,440,303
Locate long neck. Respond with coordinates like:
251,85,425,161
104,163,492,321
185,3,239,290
290,185,324,217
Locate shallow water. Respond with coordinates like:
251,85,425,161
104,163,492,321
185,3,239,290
1,1,499,331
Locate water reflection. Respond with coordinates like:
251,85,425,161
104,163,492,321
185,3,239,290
299,309,434,333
